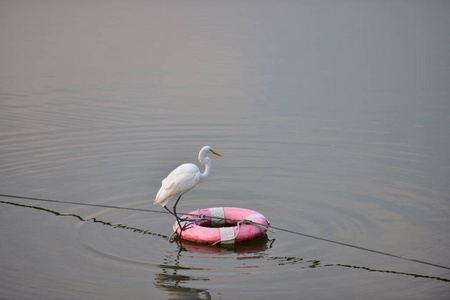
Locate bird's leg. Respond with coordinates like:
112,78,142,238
164,204,185,226
163,197,193,239
164,205,186,238
162,197,190,238
172,196,193,233
172,195,182,220
164,205,180,220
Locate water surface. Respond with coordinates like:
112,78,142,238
1,1,449,299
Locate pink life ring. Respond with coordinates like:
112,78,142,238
173,207,270,245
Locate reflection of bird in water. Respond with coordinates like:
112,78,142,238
154,247,212,300
154,146,222,231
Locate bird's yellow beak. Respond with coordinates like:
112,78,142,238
211,149,222,157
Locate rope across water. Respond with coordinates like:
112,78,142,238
1,193,449,271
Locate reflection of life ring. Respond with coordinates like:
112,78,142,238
177,235,269,254
173,207,270,245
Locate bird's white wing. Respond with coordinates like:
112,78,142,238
154,163,200,206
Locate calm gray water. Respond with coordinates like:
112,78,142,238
1,1,449,299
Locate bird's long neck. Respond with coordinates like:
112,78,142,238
199,156,211,183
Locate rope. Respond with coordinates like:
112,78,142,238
168,231,178,243
1,193,449,271
0,194,165,214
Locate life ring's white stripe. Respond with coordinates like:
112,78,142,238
219,227,236,244
246,213,267,222
209,207,225,226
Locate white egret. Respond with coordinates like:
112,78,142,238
154,146,222,231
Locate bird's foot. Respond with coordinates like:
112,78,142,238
179,221,194,231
